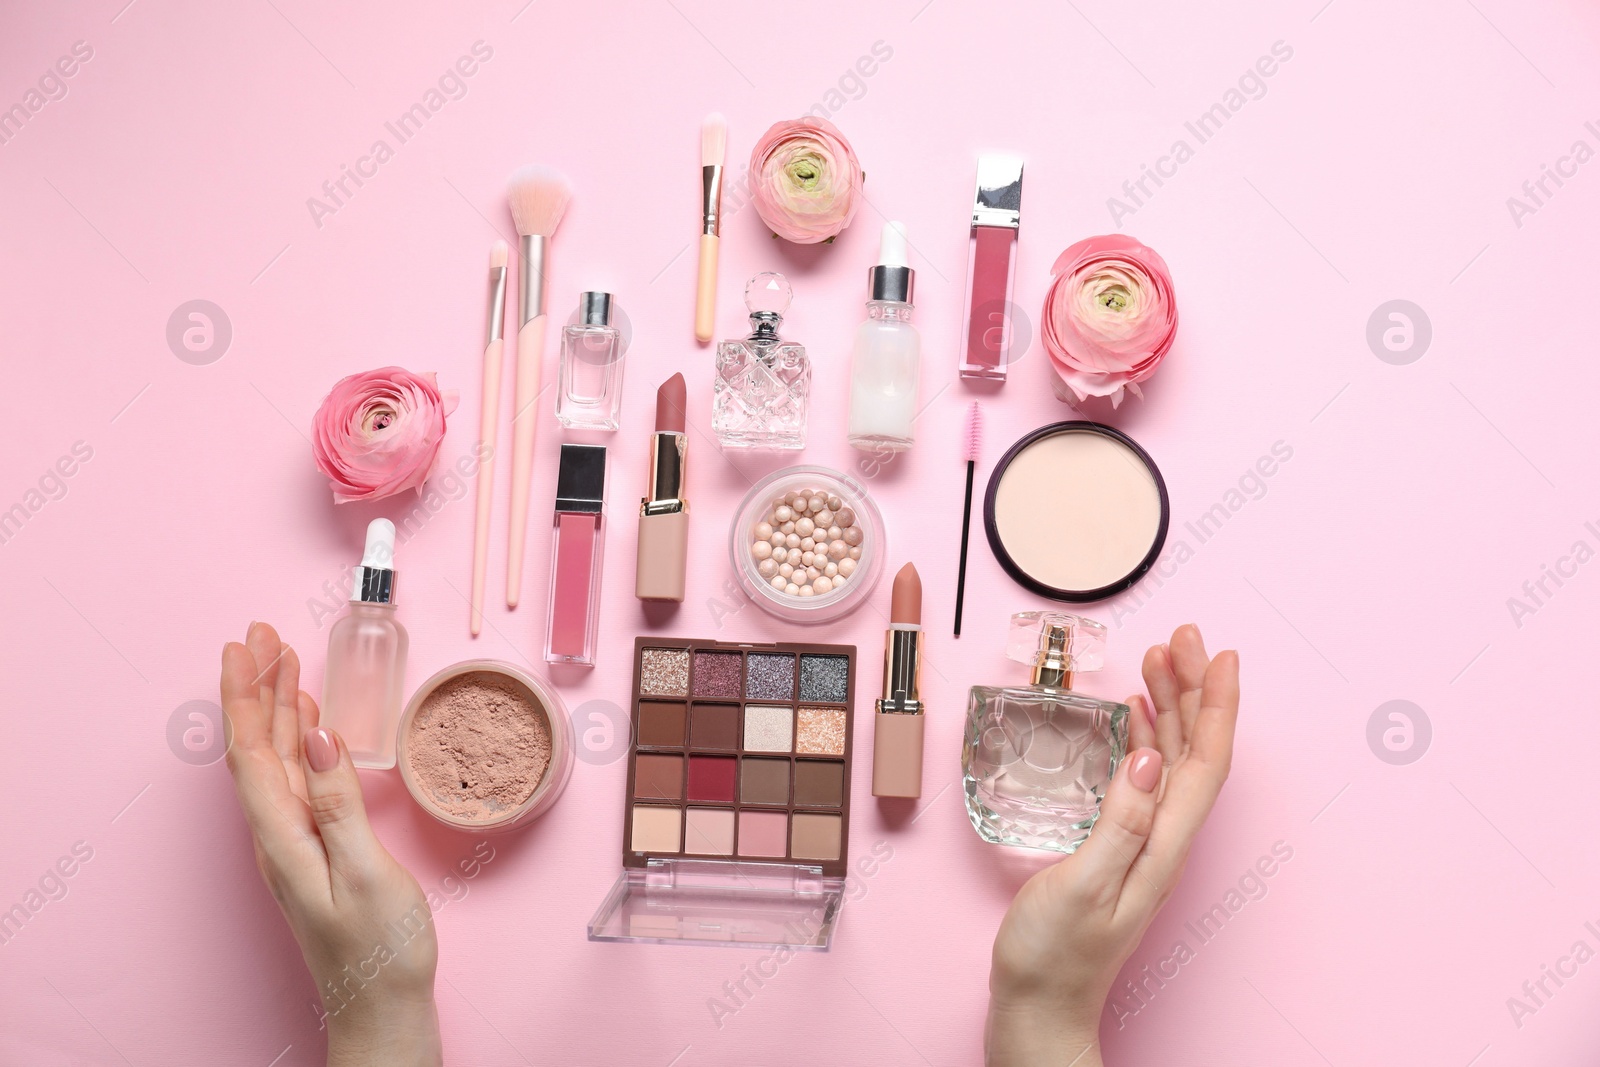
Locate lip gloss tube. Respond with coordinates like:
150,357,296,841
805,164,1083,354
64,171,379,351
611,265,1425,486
873,562,925,798
958,156,1024,383
636,373,689,602
545,443,607,667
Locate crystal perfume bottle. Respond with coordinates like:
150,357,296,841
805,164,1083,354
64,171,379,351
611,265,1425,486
556,292,625,431
713,272,809,450
963,612,1128,853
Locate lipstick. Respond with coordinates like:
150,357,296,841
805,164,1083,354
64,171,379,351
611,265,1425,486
872,562,925,798
635,373,689,602
957,155,1024,382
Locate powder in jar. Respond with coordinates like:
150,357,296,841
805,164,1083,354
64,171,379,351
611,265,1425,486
405,672,552,821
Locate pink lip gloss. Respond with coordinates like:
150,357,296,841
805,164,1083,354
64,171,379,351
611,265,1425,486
958,156,1024,382
545,443,607,667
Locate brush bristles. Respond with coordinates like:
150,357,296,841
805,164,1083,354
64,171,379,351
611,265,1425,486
489,239,508,270
701,112,727,167
506,165,572,238
962,402,983,463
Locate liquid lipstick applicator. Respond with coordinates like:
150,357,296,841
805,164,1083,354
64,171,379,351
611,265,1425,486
958,156,1024,383
872,562,925,798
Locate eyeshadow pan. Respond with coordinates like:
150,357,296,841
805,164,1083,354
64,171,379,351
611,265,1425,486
692,651,743,698
640,648,690,697
687,756,737,802
793,760,844,806
684,808,735,856
745,653,796,701
631,805,681,853
738,810,788,858
796,707,846,755
637,702,686,747
690,704,740,751
740,758,790,805
791,812,842,861
799,655,849,704
634,754,683,800
743,705,793,753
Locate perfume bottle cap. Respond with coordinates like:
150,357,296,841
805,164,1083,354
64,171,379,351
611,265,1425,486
868,221,915,304
578,291,613,327
352,518,397,604
745,272,792,319
1005,611,1106,685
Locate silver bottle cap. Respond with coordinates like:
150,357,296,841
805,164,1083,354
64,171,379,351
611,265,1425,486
868,221,914,304
579,291,613,326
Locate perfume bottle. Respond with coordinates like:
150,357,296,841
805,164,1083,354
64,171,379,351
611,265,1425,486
963,612,1128,853
322,518,410,770
848,222,920,453
713,272,809,450
556,292,625,431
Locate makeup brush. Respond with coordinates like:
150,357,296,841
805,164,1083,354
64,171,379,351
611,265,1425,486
694,112,726,344
470,239,509,636
954,402,982,638
505,164,572,609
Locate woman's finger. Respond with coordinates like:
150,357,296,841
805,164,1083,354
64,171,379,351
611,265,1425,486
1057,748,1164,907
221,640,319,857
1121,651,1240,910
1141,643,1185,762
300,728,387,886
271,645,303,765
245,621,285,694
1127,694,1157,754
1167,624,1211,740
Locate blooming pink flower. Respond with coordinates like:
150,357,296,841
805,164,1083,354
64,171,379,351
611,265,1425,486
748,117,864,244
311,367,456,504
1041,235,1178,407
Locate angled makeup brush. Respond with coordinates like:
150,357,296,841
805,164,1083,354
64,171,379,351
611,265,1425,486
694,112,726,343
470,239,509,635
505,164,572,609
954,402,983,638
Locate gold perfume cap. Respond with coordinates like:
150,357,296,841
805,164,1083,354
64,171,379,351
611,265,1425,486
1005,611,1108,688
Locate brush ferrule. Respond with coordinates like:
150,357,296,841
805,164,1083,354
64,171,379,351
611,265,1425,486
701,165,723,237
485,266,506,343
518,234,548,326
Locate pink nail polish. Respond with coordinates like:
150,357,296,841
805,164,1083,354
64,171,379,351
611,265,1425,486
305,728,339,773
1128,748,1161,792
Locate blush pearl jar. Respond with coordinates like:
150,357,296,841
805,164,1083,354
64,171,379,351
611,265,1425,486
729,466,886,623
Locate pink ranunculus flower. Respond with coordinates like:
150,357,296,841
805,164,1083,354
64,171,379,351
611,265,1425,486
748,117,864,244
311,367,457,504
1041,235,1178,408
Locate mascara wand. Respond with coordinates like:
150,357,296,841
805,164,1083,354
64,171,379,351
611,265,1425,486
954,402,982,637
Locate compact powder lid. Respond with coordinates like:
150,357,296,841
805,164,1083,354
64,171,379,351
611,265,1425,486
985,422,1169,601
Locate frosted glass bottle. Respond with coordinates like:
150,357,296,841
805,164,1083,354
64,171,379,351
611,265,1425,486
321,519,409,769
848,222,921,452
963,612,1128,853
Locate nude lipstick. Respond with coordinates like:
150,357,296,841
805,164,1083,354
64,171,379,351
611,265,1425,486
635,373,689,602
958,156,1024,382
872,562,925,798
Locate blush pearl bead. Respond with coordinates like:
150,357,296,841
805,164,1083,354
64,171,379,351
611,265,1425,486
794,517,815,537
753,540,773,560
836,508,855,526
824,562,838,577
827,495,842,510
838,557,857,576
785,534,800,549
775,506,793,522
758,559,778,578
813,576,833,594
786,583,800,596
849,546,862,560
800,537,815,551
779,563,794,578
780,521,795,535
770,575,786,590
826,526,842,541
829,539,847,557
755,522,773,540
745,481,874,609
843,526,863,546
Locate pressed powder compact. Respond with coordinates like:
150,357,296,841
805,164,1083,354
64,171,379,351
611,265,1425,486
984,421,1170,601
588,636,857,950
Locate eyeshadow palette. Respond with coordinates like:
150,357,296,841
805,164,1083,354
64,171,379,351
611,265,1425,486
622,637,856,878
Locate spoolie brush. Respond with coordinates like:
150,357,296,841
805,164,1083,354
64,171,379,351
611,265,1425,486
694,112,727,343
954,402,983,637
505,164,572,609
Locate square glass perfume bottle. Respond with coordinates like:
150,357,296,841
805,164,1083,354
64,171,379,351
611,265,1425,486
556,291,625,431
963,612,1128,853
713,272,809,450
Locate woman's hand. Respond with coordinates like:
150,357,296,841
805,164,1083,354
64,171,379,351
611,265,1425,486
986,624,1240,1067
221,622,441,1067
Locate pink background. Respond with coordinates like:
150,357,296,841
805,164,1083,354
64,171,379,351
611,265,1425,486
3,0,1599,1062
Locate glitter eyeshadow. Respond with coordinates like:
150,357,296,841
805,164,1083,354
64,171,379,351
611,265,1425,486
799,654,849,704
692,651,743,699
640,648,690,697
745,653,796,701
743,705,794,753
796,708,846,756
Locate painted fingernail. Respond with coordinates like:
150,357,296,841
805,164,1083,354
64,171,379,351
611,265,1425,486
305,728,339,772
1128,748,1162,792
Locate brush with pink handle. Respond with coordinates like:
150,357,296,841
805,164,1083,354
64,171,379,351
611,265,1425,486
469,240,509,635
505,165,572,609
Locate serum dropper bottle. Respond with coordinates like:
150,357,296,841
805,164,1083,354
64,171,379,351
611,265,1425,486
848,221,921,453
321,518,410,769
